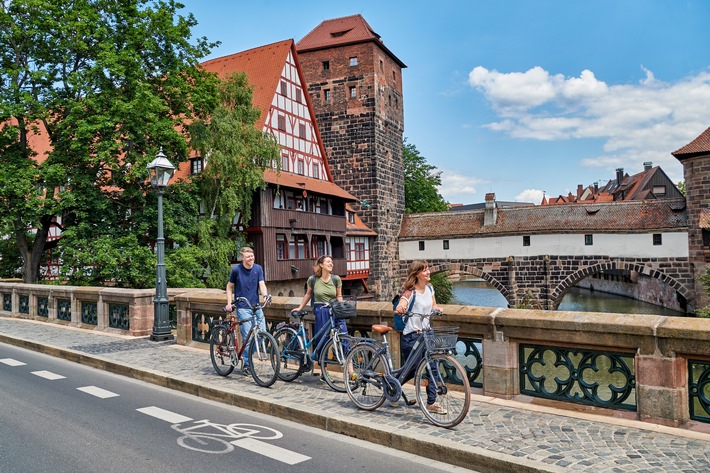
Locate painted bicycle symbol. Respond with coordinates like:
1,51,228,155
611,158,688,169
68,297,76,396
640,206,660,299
172,418,283,454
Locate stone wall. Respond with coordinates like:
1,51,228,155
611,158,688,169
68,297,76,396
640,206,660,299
682,154,710,309
299,41,405,300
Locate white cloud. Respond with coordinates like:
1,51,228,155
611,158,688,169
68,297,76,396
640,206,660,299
515,189,545,204
437,171,483,204
467,65,710,187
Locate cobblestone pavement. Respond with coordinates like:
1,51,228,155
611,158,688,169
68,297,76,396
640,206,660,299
2,317,710,473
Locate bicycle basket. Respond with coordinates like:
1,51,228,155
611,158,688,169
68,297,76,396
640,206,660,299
423,326,459,351
330,300,356,320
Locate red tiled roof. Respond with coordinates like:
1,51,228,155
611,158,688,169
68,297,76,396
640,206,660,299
672,126,710,158
296,14,406,67
399,199,687,239
345,204,376,236
200,39,294,130
264,169,356,201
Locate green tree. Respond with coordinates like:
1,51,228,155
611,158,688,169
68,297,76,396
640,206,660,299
430,271,453,305
403,138,448,213
0,0,218,283
677,180,686,196
188,72,281,288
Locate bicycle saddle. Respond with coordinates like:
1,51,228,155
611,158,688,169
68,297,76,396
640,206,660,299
290,310,308,318
372,324,394,334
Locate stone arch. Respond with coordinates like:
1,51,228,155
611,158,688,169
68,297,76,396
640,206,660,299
548,261,692,311
429,261,511,307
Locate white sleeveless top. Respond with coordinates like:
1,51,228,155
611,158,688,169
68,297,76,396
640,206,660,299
402,285,434,336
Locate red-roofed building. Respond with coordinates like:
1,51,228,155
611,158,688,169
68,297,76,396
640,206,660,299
180,39,374,296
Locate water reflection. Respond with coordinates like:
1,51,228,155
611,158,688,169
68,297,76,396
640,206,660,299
451,279,686,316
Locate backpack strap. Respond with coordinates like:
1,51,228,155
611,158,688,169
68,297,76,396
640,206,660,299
308,275,316,308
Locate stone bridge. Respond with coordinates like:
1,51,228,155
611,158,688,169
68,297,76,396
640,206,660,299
402,255,696,312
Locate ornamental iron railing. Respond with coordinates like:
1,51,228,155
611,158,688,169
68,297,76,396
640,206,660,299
37,297,49,317
520,344,636,411
57,299,71,321
19,295,29,314
109,303,130,330
3,293,11,311
688,360,710,422
81,301,97,325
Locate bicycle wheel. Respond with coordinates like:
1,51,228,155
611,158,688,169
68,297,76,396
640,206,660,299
414,353,471,428
210,325,235,377
273,326,305,382
248,330,281,387
344,343,387,410
319,337,346,392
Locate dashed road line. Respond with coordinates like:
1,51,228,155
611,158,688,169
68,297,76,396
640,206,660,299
137,406,193,424
77,386,120,399
31,370,66,380
0,358,26,366
231,437,311,465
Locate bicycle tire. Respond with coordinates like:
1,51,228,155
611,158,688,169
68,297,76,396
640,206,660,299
414,353,471,428
176,433,233,454
210,325,235,377
273,326,305,382
248,330,281,387
319,337,347,392
344,343,387,410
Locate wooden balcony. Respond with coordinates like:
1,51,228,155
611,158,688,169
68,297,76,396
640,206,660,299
265,257,347,281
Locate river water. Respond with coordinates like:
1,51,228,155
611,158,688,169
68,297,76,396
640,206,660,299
451,279,686,316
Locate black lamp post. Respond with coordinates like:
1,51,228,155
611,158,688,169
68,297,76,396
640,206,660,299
147,148,175,341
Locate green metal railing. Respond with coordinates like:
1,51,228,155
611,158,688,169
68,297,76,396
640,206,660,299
520,344,636,411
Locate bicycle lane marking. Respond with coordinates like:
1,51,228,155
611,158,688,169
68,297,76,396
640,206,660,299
231,437,310,465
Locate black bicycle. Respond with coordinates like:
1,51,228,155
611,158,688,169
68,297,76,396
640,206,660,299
274,299,356,392
343,311,471,428
209,295,280,388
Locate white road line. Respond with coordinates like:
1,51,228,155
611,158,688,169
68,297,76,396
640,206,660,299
137,406,193,424
231,438,311,465
0,358,26,366
31,370,66,380
77,386,120,399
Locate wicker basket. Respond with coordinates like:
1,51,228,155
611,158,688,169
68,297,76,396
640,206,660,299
423,326,459,351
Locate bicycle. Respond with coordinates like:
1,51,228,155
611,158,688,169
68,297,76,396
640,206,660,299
273,299,356,392
343,311,471,428
209,294,281,388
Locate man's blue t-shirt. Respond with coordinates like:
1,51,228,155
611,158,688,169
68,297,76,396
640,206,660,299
229,263,264,309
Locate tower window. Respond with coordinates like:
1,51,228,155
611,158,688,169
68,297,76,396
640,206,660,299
349,86,356,98
322,61,329,70
324,89,331,101
349,57,358,67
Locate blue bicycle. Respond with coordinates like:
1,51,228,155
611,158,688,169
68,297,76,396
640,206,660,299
273,299,356,392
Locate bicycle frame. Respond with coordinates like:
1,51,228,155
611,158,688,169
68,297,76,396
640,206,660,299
289,311,340,362
222,295,271,362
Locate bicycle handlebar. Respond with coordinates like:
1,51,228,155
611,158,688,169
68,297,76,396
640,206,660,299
405,309,444,318
224,294,272,313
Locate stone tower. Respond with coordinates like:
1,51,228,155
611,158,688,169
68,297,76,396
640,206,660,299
672,126,710,311
296,15,406,298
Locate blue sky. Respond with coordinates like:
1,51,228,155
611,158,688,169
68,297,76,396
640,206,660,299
179,0,710,204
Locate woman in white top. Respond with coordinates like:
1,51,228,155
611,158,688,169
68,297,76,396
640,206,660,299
394,260,446,414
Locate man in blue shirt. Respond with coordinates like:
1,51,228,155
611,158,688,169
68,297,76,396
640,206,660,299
225,247,269,374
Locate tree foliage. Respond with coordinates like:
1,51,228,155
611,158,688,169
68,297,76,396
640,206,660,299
0,0,218,283
188,72,281,288
402,138,448,213
430,271,453,305
677,180,686,196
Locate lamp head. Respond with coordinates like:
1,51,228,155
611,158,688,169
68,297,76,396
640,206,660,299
147,148,175,188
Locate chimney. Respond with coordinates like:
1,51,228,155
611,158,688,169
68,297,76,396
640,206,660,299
593,181,599,193
577,184,583,200
616,168,624,186
484,193,497,226
643,161,652,172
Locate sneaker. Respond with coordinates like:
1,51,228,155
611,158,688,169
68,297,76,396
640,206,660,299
426,402,447,415
388,400,399,407
241,365,251,376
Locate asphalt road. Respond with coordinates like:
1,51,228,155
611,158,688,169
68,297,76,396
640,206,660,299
0,342,478,473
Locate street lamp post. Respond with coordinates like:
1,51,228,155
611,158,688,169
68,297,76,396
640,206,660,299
147,148,175,341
